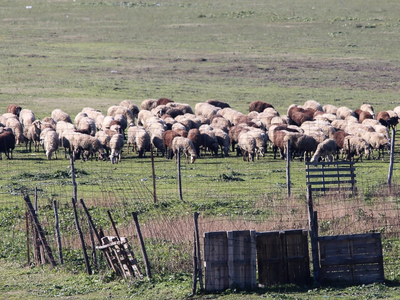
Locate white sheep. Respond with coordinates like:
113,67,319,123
322,104,338,115
109,133,125,164
310,139,337,163
360,104,375,118
107,105,135,126
195,102,220,119
95,130,111,155
238,131,256,162
303,100,323,112
126,126,150,157
363,132,390,159
42,130,59,160
5,118,24,145
23,119,41,152
140,99,158,111
336,107,356,120
172,136,197,164
342,135,372,161
51,109,72,123
213,128,230,157
120,100,139,119
247,129,268,159
19,109,36,128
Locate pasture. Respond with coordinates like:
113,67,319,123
2,0,400,299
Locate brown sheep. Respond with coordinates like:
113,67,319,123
206,99,231,109
187,128,201,157
272,130,287,159
333,130,350,159
0,129,16,159
249,101,274,113
6,104,22,117
163,130,181,159
376,111,399,129
156,98,174,106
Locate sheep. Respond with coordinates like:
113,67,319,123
263,107,280,116
19,109,36,127
373,124,389,139
113,114,128,133
310,139,337,163
5,118,24,145
77,116,96,136
183,113,202,129
41,117,57,130
249,101,274,113
74,112,88,127
140,99,158,111
393,106,400,118
165,102,194,116
303,100,323,112
174,115,194,131
284,133,318,161
238,132,256,161
56,121,76,157
362,119,380,127
127,126,151,157
288,106,314,126
0,129,16,159
358,111,373,123
156,98,174,106
172,136,197,164
187,128,201,157
107,105,135,126
95,130,111,155
363,132,390,159
247,129,268,159
218,108,245,126
213,128,230,157
248,111,259,119
162,115,176,130
7,104,22,117
199,126,219,156
137,110,157,126
23,120,41,152
163,130,182,159
69,133,107,161
333,130,350,159
342,135,372,161
108,133,124,164
336,106,356,120
376,111,399,129
150,129,165,157
102,116,115,129
42,130,59,160
195,102,220,119
322,104,338,115
120,100,139,119
360,104,375,118
51,109,73,123
206,99,231,109
82,108,105,130
272,130,288,159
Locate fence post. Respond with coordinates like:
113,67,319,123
72,198,92,275
132,212,152,279
150,145,157,203
286,140,291,197
193,212,203,291
53,200,63,265
177,148,183,201
307,184,320,283
387,128,396,188
26,212,30,267
70,155,77,204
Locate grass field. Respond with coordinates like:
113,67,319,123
2,0,400,299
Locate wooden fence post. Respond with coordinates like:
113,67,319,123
387,127,396,188
307,184,320,283
53,200,63,265
150,145,157,203
286,140,291,197
132,212,152,279
177,148,183,201
26,212,30,267
70,155,77,204
72,198,92,275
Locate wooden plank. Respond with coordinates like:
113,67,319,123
306,174,355,179
307,179,356,185
305,167,356,173
204,231,229,292
319,233,381,242
306,161,355,166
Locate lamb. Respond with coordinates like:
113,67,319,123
42,130,59,160
140,99,156,111
237,132,256,161
19,109,36,127
108,133,124,164
120,100,139,119
249,101,274,113
342,135,372,161
310,139,337,163
0,129,16,159
5,118,24,145
23,119,41,152
7,104,22,117
127,126,151,157
51,109,73,123
172,136,197,164
107,105,135,126
206,99,231,109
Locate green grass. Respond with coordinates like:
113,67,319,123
2,0,400,298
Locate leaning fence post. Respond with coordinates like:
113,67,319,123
70,155,77,204
72,198,92,275
150,145,157,203
307,184,320,283
132,212,152,279
53,200,63,265
194,212,203,291
26,212,30,267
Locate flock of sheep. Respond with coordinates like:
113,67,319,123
0,98,398,164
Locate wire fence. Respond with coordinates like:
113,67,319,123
2,143,400,283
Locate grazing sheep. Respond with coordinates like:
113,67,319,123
213,128,230,157
183,113,202,129
249,101,274,113
127,126,150,157
187,128,201,157
336,106,356,120
206,99,231,109
69,133,107,161
162,130,181,159
247,129,268,159
218,108,245,126
77,116,96,136
156,98,174,106
363,132,390,159
137,110,157,126
195,102,221,120
310,139,337,163
0,129,16,159
288,106,314,126
284,133,318,161
174,115,194,131
342,135,372,161
5,118,24,145
74,112,88,127
95,130,111,155
360,104,375,118
51,109,73,123
362,119,380,127
376,111,399,129
172,136,197,164
42,130,59,160
109,133,124,164
165,102,194,116
333,130,350,159
19,109,36,127
238,132,256,161
120,100,139,119
7,104,22,117
150,128,165,157
107,105,135,126
199,126,219,156
140,99,158,111
358,111,373,123
23,120,41,152
41,117,57,130
373,124,389,139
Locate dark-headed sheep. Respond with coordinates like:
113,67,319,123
0,130,16,159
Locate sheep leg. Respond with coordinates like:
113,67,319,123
126,143,130,154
